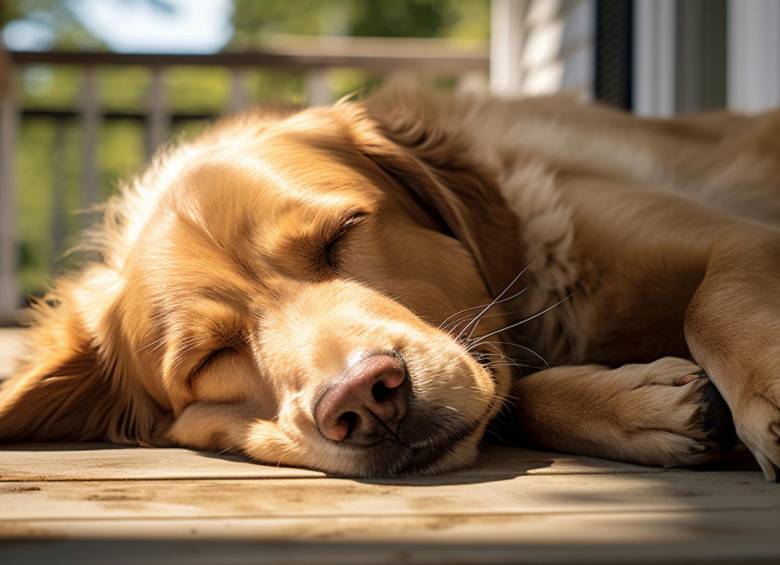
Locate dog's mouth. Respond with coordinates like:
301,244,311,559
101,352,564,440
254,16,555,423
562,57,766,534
342,384,502,478
331,412,484,478
393,403,497,476
372,353,509,477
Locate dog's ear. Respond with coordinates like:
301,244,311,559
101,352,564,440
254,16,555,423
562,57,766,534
0,266,160,444
344,92,523,297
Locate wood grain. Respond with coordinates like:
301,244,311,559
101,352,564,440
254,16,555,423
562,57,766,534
2,468,776,522
0,444,659,481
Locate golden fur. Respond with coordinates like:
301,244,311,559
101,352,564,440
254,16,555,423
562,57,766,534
1,86,779,479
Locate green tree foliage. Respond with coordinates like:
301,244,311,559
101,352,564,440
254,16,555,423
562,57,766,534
230,0,488,43
2,0,102,48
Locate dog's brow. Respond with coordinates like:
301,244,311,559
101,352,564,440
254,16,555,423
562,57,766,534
192,285,254,308
253,201,368,261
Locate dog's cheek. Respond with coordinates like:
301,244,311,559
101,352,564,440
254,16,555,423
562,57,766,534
244,416,364,475
191,354,276,412
403,338,497,422
166,402,253,452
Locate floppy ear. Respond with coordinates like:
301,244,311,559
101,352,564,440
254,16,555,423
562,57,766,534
0,266,160,444
347,90,523,297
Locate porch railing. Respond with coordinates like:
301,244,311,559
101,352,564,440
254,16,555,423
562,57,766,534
0,38,488,323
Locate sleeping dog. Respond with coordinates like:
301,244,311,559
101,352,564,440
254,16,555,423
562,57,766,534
1,86,779,479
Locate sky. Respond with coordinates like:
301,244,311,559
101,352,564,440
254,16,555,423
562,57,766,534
3,0,232,53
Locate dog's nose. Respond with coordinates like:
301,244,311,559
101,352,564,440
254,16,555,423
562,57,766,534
314,352,409,444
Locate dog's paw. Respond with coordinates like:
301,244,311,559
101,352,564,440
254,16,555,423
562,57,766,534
732,382,780,481
619,358,736,467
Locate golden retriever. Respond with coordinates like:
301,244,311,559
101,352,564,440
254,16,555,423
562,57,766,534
1,86,779,479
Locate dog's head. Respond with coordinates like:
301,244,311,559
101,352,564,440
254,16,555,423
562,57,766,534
0,94,523,476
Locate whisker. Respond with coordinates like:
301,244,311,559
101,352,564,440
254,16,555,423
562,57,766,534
477,354,543,369
468,339,550,368
217,445,234,456
436,266,534,331
444,261,536,340
439,305,485,332
440,286,532,335
454,275,533,342
463,297,536,342
468,291,577,352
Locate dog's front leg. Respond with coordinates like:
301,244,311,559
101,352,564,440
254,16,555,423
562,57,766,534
510,358,736,467
551,176,780,479
685,230,780,480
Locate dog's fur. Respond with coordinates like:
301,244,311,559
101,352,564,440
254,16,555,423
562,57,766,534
2,87,779,479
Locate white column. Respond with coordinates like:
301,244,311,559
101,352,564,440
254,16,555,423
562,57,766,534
633,0,676,116
490,0,527,96
728,0,780,112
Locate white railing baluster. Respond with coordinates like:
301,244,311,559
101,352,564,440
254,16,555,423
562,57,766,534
80,66,101,228
147,67,170,157
228,68,249,113
0,68,19,323
305,69,332,106
50,121,67,266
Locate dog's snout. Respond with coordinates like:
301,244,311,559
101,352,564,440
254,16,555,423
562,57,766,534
314,352,409,444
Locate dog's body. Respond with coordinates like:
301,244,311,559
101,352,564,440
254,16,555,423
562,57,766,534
2,87,779,479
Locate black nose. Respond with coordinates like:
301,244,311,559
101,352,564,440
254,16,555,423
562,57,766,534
314,352,409,444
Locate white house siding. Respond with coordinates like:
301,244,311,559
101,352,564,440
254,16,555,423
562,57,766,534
728,0,780,112
491,0,595,100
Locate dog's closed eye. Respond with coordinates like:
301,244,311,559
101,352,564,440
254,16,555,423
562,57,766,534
190,347,236,383
325,211,368,269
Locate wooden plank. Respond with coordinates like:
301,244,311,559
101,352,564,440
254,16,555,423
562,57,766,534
8,41,488,73
0,444,667,482
0,444,323,481
2,509,780,565
0,469,776,521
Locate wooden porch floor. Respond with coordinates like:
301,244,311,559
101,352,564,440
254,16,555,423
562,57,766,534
1,330,779,564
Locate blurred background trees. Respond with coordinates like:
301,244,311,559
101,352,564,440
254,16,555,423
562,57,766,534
1,0,489,297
